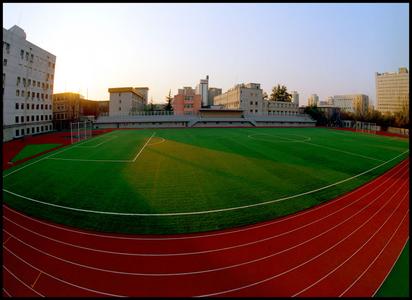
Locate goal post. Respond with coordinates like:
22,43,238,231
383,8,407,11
354,121,377,134
70,120,93,144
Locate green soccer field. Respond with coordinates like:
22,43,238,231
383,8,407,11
2,127,409,234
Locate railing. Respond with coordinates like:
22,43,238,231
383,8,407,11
129,110,175,116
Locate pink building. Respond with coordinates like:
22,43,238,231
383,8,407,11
172,87,201,115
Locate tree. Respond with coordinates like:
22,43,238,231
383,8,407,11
269,84,292,102
164,89,173,112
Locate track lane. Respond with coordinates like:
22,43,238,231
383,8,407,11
2,159,409,296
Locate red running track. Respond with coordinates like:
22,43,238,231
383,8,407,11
2,158,409,297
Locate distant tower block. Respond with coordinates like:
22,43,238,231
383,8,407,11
196,75,209,107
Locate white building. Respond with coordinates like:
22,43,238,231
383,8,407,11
263,100,299,116
291,91,299,106
376,67,409,114
3,25,56,142
195,75,209,107
307,94,319,106
213,83,264,114
108,87,147,116
325,94,369,114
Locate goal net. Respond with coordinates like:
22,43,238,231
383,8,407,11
355,121,377,134
70,121,93,144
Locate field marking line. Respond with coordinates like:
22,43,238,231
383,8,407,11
340,210,409,297
148,137,166,146
3,265,45,297
3,288,11,297
3,161,407,258
301,141,385,162
47,158,132,163
132,132,156,162
77,136,118,148
3,236,11,245
371,236,410,297
196,180,409,297
293,194,409,297
3,150,408,216
2,167,407,277
31,272,42,288
246,132,311,143
3,158,408,242
2,132,115,178
3,246,126,297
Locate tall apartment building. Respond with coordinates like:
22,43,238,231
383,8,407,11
172,86,201,115
376,67,409,114
195,76,209,107
208,87,222,106
307,94,319,106
291,91,299,106
324,94,369,114
3,25,56,141
108,87,147,116
213,83,264,114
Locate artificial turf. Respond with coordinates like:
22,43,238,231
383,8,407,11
375,241,409,297
2,127,409,234
11,143,61,162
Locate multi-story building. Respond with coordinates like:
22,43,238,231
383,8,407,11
213,83,264,114
53,92,109,129
3,25,56,141
195,76,209,107
327,94,369,114
291,91,299,106
172,86,201,115
208,87,222,106
108,87,147,116
263,100,299,116
376,67,409,114
307,94,319,107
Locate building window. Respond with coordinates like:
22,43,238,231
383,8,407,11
31,115,34,121
16,116,19,123
37,92,40,99
27,103,29,109
37,81,40,87
3,59,7,66
49,114,52,120
36,104,39,109
41,104,43,109
45,94,48,99
32,104,34,109
36,127,39,133
26,116,29,122
21,116,24,122
16,103,19,109
26,128,30,134
16,129,20,136
20,49,24,59
21,90,25,97
28,79,31,86
255,101,258,105
16,90,20,96
32,92,35,98
25,52,29,61
36,115,39,121
17,77,21,86
119,107,121,111
41,115,43,121
41,126,44,131
32,127,34,133
30,54,34,62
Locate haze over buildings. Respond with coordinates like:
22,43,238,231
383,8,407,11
2,3,409,106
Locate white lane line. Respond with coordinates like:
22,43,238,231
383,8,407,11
3,288,11,297
293,193,409,297
302,141,385,162
3,150,408,216
371,237,410,297
195,178,409,296
2,167,408,277
3,265,44,297
132,132,156,162
3,160,407,257
3,158,409,240
340,211,409,297
3,246,126,297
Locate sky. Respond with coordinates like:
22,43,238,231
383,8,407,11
2,3,409,105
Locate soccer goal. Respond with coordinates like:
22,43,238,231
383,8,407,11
70,121,93,144
355,121,377,134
